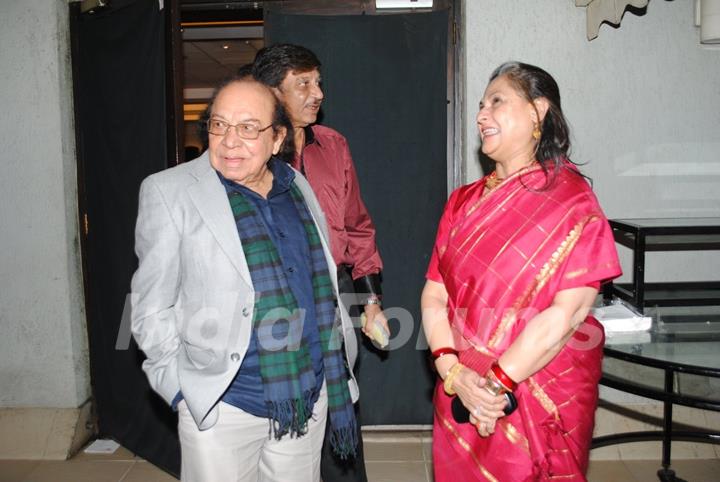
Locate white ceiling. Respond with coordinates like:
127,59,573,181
183,37,264,91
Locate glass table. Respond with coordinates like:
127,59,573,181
593,323,720,482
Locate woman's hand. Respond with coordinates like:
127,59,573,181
452,367,506,436
421,280,506,437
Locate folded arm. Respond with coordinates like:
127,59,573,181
498,286,598,383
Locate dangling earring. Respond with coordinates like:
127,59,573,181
532,122,541,140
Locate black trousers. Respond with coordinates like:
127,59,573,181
321,266,368,482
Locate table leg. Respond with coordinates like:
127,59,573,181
656,368,687,482
634,232,646,310
657,468,687,482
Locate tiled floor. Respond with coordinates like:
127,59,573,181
1,432,719,481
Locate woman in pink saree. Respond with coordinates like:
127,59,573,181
422,62,621,482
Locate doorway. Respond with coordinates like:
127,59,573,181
73,0,460,474
263,6,450,425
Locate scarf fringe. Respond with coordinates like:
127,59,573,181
328,419,359,460
267,393,314,440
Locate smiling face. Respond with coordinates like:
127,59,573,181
274,68,324,128
476,75,540,166
208,80,285,186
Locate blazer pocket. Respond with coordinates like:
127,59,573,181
183,341,217,370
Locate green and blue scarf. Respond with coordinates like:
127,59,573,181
228,182,357,458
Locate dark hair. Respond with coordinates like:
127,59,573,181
488,61,579,185
251,43,321,88
236,62,254,78
198,75,295,161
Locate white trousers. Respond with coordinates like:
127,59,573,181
178,384,327,482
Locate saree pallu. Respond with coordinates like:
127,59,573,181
426,162,621,482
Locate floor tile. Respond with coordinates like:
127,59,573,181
622,459,720,482
0,460,40,482
618,441,663,461
1,434,717,482
662,459,720,482
589,444,622,461
421,437,432,463
586,460,638,482
0,409,55,459
667,440,719,460
43,409,82,460
24,460,134,482
362,431,424,443
121,461,178,481
668,407,718,459
622,460,673,482
364,441,424,462
425,461,434,482
365,461,429,482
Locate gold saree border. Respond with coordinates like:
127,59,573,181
488,214,598,348
527,377,560,419
500,421,531,456
439,413,500,482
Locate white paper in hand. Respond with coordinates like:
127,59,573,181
361,313,389,348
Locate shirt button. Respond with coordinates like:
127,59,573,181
230,353,240,362
242,307,250,317
288,267,295,273
278,230,286,238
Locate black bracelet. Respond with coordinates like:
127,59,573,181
353,273,383,298
503,391,518,416
450,391,518,424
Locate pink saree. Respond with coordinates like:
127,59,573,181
427,162,621,482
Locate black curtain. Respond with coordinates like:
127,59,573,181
265,10,449,424
74,0,179,476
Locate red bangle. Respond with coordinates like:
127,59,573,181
490,362,517,392
431,347,458,360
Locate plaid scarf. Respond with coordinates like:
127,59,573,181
228,182,357,459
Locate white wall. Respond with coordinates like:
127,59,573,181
464,0,720,282
0,0,89,407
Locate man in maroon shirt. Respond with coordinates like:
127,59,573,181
253,44,387,482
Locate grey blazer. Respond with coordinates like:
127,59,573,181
130,152,359,430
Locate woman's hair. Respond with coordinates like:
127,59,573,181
198,75,295,162
488,61,580,185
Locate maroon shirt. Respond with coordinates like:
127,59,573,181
292,125,383,279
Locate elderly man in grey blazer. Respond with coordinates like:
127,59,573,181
131,77,359,482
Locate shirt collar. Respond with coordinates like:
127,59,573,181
217,157,296,196
303,125,321,148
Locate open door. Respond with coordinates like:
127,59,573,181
264,7,450,425
72,0,181,475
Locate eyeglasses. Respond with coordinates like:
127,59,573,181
206,118,273,140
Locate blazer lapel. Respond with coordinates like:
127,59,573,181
187,155,252,287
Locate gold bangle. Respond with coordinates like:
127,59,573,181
443,363,465,396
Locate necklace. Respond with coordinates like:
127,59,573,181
486,161,539,192
485,171,504,190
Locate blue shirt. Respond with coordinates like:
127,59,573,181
219,159,324,417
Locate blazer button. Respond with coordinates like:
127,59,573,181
242,307,250,317
230,353,240,362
